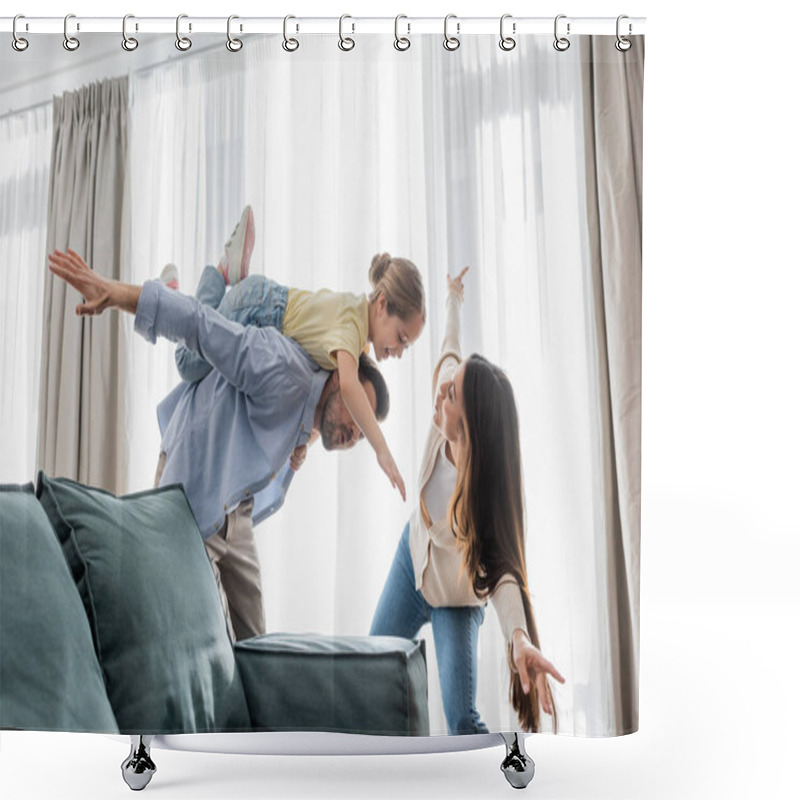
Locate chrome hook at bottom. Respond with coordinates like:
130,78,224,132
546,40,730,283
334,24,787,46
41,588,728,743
121,735,157,791
500,733,535,790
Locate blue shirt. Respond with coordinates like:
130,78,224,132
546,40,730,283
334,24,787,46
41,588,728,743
134,280,328,538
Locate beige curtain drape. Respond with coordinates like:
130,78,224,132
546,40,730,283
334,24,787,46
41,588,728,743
582,38,644,734
37,77,130,493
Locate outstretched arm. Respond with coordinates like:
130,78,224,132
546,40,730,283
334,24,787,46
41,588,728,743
336,349,406,501
48,248,295,399
511,628,566,715
431,266,469,401
48,249,141,315
490,576,565,716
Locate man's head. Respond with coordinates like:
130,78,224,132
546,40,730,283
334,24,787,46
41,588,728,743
315,354,390,450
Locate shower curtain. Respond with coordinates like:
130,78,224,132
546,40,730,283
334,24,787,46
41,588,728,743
0,27,643,741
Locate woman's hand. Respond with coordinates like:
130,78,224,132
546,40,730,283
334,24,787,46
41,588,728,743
511,628,566,715
447,266,469,302
48,248,140,315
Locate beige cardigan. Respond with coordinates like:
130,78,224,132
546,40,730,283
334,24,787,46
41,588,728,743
407,289,528,643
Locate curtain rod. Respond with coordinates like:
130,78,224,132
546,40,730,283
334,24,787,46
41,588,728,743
1,16,645,37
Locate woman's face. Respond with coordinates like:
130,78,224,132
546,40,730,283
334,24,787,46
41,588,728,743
434,363,465,443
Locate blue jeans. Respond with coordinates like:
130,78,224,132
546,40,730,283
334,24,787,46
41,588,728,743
175,266,289,383
370,523,489,735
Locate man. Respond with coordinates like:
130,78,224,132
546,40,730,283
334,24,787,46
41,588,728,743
47,248,389,641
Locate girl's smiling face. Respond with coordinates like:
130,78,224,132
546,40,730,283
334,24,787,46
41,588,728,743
371,293,424,362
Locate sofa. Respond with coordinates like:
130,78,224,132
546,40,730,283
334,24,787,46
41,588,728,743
0,474,429,789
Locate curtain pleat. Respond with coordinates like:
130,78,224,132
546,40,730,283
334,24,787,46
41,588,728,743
37,77,130,492
581,37,644,734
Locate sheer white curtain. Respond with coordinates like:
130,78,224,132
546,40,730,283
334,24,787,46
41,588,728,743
0,105,51,483
126,35,621,735
420,36,616,735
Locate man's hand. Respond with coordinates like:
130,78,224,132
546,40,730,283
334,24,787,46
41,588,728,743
511,628,566,715
48,249,141,316
290,444,307,471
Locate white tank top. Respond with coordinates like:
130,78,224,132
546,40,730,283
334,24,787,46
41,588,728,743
422,441,458,525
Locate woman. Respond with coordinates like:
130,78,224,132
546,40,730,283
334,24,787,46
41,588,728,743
370,268,564,734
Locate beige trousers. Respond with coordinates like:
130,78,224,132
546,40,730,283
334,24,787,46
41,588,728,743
155,452,265,642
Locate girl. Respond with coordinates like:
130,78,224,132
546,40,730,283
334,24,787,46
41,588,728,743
168,206,426,501
370,268,564,734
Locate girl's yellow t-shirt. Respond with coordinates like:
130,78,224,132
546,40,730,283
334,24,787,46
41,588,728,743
282,288,370,370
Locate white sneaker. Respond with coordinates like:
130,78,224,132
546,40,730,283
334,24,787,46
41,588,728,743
160,263,179,290
219,205,255,286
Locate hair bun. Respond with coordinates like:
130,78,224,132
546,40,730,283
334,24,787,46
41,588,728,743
369,252,392,288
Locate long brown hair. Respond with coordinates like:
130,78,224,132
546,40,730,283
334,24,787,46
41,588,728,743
449,354,557,732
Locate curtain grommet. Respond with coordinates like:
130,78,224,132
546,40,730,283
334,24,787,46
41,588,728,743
175,14,192,51
338,14,355,51
615,15,632,52
282,15,299,52
226,15,243,52
443,14,460,51
63,14,80,51
12,14,29,51
122,14,139,52
499,14,516,51
394,15,410,51
553,14,570,52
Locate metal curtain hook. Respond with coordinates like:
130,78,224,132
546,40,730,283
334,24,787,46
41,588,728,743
63,14,80,51
175,14,192,51
615,14,632,52
553,14,570,51
12,14,29,51
283,15,299,51
227,15,242,52
394,14,410,51
122,14,138,51
499,14,516,51
339,14,355,51
443,14,460,51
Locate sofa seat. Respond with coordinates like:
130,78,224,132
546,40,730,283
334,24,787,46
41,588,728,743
235,633,429,736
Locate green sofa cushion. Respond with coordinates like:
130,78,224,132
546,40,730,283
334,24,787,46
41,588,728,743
36,473,250,734
235,633,429,736
0,483,118,732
